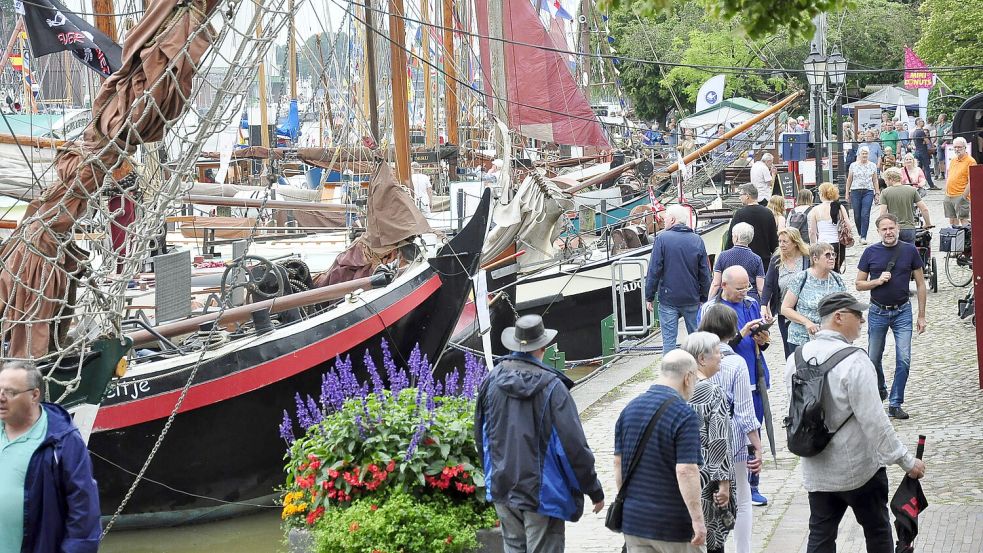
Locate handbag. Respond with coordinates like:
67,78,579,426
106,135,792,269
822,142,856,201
836,202,854,247
605,396,678,532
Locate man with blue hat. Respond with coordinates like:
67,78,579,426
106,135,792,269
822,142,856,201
475,314,604,552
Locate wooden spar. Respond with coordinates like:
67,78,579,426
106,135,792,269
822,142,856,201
182,194,356,211
663,90,803,174
91,0,118,42
363,0,381,139
0,134,65,148
441,0,458,145
126,275,388,347
0,19,25,75
255,5,271,153
288,0,298,100
388,0,412,184
421,0,435,147
565,90,804,195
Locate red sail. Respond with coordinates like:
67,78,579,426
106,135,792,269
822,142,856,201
475,0,610,148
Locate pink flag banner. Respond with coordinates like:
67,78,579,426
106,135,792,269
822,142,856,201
903,47,934,89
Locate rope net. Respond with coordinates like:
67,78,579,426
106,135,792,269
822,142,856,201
0,0,298,400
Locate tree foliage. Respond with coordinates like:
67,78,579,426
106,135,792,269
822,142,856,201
603,0,851,41
916,0,983,101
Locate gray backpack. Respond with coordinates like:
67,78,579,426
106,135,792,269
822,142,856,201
785,345,860,457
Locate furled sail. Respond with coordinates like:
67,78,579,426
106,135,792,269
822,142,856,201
475,0,610,148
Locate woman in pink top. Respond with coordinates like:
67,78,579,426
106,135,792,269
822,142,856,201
900,153,928,197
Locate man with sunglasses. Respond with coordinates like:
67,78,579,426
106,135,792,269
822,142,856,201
0,361,101,553
856,213,927,419
785,292,925,553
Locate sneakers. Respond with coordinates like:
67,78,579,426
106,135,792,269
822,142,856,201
861,238,868,245
750,488,768,506
889,406,910,419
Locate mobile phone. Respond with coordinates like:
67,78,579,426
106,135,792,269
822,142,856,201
751,320,774,334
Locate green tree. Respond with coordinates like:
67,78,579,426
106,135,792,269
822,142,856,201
916,0,983,101
604,0,851,41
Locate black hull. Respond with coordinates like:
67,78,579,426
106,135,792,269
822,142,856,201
89,191,490,528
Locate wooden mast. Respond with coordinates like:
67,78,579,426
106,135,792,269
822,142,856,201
288,0,297,100
255,4,271,156
440,0,458,145
363,0,380,139
421,0,435,147
91,0,118,43
315,35,336,147
388,0,411,184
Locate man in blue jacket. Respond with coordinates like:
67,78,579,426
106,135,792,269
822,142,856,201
645,204,712,353
475,315,604,553
0,360,101,553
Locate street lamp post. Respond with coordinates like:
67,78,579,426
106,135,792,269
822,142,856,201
827,47,848,185
804,45,827,188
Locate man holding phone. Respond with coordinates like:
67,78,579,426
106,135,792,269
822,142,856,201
699,265,773,506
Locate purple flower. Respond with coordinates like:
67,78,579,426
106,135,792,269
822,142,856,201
306,395,323,426
404,421,427,461
319,371,345,412
443,371,460,397
381,339,408,394
364,349,386,403
278,410,295,443
462,353,487,399
295,392,314,430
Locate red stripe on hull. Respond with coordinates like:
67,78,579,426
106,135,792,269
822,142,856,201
93,274,442,431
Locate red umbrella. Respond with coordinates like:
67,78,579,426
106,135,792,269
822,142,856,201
891,435,928,553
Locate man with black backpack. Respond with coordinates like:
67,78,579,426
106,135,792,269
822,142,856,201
784,292,926,553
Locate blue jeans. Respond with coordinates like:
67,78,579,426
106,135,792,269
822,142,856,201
867,302,913,407
658,303,699,353
915,152,935,188
850,189,874,240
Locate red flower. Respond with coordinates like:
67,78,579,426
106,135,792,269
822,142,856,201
370,504,378,511
445,535,454,544
305,506,324,525
423,437,435,446
386,460,396,472
349,521,360,533
368,464,379,473
328,469,339,478
309,459,321,471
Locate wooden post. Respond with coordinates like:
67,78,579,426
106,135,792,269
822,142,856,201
388,0,411,184
441,0,458,145
288,0,297,100
255,5,270,152
421,0,435,147
315,35,335,147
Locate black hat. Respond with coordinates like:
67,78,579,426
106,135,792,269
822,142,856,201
817,292,869,318
501,315,558,352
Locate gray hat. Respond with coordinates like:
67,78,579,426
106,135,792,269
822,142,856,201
818,292,869,318
501,315,558,352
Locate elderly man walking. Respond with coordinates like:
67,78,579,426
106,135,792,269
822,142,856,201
785,292,926,553
0,361,101,553
856,213,927,419
699,265,772,507
749,153,777,204
645,204,712,353
475,315,604,553
878,167,932,244
945,136,977,226
725,183,779,272
614,349,707,553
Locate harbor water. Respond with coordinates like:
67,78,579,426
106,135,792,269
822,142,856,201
100,511,285,552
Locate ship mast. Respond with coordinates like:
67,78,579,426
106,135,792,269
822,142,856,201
388,0,411,183
256,4,271,158
421,0,435,147
441,0,458,146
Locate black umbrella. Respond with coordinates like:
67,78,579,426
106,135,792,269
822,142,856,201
891,435,928,553
755,349,777,463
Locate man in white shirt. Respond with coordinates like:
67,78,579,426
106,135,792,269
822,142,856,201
410,162,433,213
749,153,776,205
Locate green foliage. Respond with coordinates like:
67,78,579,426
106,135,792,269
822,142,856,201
312,490,499,553
282,389,484,525
916,0,983,101
603,0,851,41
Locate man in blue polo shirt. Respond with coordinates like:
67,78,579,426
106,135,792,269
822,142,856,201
856,213,927,419
614,349,706,552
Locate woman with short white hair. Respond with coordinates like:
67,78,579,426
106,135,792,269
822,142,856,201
708,222,765,301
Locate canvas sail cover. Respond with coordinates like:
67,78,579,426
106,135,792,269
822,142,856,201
482,172,572,270
475,0,610,148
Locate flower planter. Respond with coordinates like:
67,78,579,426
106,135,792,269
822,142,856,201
286,526,503,553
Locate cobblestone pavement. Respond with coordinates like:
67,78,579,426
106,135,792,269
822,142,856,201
565,187,983,552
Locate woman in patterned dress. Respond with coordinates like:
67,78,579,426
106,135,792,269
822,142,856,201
780,242,847,347
682,332,736,553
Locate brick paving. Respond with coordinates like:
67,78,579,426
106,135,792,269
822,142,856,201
565,188,983,552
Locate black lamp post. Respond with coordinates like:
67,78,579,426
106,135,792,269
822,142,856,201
827,47,848,185
804,45,827,188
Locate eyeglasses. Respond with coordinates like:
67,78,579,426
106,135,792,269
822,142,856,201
836,310,865,323
731,283,753,293
822,252,837,260
0,387,35,399
954,146,967,151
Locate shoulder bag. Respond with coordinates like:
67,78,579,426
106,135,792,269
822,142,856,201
605,396,678,532
836,202,854,247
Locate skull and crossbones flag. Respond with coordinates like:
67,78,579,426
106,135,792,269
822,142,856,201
21,0,123,77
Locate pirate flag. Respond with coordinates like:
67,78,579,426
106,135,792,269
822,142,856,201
21,0,123,78
890,435,928,553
